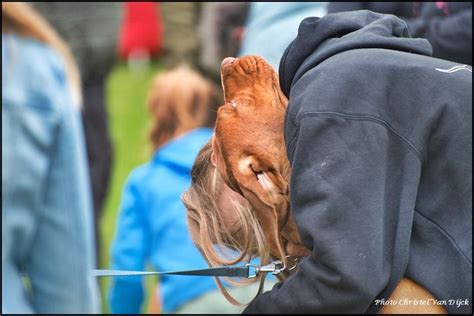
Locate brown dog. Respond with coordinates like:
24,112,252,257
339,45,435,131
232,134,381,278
211,55,446,314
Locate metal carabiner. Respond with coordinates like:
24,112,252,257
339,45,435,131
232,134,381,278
246,263,260,279
246,260,286,278
258,260,286,274
245,256,300,279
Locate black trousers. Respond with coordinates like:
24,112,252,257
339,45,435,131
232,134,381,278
81,74,114,267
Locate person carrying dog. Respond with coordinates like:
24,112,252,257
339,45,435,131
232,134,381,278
243,10,472,314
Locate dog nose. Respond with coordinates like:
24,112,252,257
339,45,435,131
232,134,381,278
221,57,236,68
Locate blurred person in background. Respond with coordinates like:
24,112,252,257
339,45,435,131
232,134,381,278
328,2,472,65
108,65,269,314
198,2,250,84
33,2,121,265
159,2,250,85
239,2,329,71
160,2,201,69
117,2,163,71
2,2,100,313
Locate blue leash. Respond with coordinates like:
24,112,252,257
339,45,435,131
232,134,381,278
92,259,291,279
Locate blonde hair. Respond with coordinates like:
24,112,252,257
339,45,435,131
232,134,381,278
2,2,82,108
147,65,219,150
182,141,273,306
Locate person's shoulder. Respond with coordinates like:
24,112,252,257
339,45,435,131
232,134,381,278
188,127,214,142
2,34,70,112
3,34,67,82
125,162,153,187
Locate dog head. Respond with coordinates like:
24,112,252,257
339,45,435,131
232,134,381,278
212,55,309,258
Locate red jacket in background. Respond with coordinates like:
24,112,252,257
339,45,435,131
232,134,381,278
118,2,163,59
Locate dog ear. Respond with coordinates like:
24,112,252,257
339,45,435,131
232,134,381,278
234,154,289,260
211,151,217,168
236,154,288,215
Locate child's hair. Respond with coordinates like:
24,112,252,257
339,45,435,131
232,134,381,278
181,141,273,306
147,64,219,150
2,2,81,108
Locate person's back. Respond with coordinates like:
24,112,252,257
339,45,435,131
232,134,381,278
2,3,99,313
109,127,222,313
244,10,471,313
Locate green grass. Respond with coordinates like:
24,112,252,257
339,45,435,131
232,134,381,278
99,61,163,313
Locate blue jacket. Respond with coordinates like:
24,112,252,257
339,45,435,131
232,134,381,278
239,2,328,71
109,128,220,313
2,34,100,313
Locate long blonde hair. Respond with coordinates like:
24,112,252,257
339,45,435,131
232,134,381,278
2,2,81,107
147,65,219,150
182,141,273,306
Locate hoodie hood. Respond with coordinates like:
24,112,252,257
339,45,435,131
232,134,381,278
152,127,212,172
279,10,433,97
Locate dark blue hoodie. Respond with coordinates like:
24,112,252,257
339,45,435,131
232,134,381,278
244,10,472,314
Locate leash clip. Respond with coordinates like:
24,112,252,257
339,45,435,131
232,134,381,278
246,256,299,279
246,261,284,279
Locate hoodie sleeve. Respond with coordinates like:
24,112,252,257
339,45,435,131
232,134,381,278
244,110,422,313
